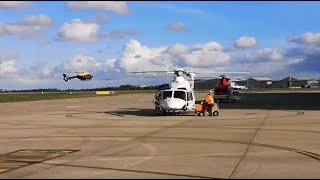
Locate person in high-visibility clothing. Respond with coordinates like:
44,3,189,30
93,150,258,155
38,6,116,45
203,93,215,116
154,93,161,114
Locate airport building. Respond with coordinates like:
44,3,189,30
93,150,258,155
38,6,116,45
195,77,320,90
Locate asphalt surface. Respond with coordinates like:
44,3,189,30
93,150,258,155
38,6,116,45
219,92,320,110
0,91,319,179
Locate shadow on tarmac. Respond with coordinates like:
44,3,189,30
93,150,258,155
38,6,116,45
105,93,320,117
218,93,320,110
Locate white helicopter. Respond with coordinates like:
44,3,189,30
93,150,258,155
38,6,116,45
130,69,196,116
130,69,250,116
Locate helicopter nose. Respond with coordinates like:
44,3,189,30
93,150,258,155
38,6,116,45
161,98,186,110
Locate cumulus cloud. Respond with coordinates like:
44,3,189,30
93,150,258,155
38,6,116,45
0,61,17,75
0,1,32,9
26,62,57,79
105,58,117,68
234,36,256,49
144,3,209,16
0,50,18,75
246,48,285,62
0,14,53,38
232,59,303,79
67,1,130,15
17,14,53,26
119,39,230,72
57,19,101,43
106,30,142,40
85,14,112,24
167,22,189,32
58,54,104,72
54,54,120,74
285,32,320,73
57,19,141,42
0,50,18,62
288,32,320,45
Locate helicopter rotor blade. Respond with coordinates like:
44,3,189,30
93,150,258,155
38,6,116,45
195,71,251,75
128,70,171,74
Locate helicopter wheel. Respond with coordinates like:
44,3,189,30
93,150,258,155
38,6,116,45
213,111,219,116
162,110,167,116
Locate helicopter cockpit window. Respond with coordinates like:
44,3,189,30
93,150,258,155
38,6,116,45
174,91,186,101
163,91,172,99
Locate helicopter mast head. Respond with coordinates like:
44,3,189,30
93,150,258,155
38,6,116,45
170,69,195,90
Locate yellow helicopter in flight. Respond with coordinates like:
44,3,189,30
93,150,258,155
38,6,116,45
63,72,93,82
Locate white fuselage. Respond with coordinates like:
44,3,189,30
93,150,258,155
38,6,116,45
153,69,196,113
230,81,247,90
160,89,195,111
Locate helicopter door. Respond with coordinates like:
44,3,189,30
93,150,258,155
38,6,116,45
186,91,195,110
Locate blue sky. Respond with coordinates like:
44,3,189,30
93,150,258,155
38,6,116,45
0,1,320,90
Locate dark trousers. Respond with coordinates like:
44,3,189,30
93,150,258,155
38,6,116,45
207,104,213,116
202,103,214,116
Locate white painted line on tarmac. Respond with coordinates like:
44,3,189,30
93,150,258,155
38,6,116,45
65,106,80,108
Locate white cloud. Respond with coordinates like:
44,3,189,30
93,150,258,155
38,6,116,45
57,19,100,43
246,48,285,62
0,14,53,38
234,59,303,79
106,30,142,40
57,19,140,42
54,54,120,74
0,61,17,75
18,14,52,26
119,39,169,72
0,50,18,62
119,39,230,72
165,43,188,55
182,42,230,66
167,22,189,32
289,32,320,45
67,1,130,15
60,54,103,72
0,1,32,9
234,36,256,49
105,58,117,68
144,3,209,16
0,50,18,75
85,14,112,24
29,63,55,78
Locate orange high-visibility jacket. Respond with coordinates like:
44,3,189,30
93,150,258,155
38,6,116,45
205,95,214,104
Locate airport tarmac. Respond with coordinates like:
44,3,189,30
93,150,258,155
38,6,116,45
0,91,319,179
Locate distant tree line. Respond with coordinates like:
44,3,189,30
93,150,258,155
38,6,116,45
0,85,160,92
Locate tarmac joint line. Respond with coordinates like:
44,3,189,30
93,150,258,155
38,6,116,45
0,149,79,174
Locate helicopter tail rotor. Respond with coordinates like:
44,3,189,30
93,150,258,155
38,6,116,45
63,74,69,81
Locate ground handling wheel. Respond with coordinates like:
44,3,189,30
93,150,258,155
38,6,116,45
213,111,219,116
